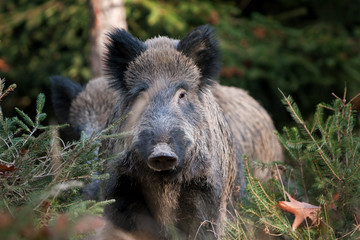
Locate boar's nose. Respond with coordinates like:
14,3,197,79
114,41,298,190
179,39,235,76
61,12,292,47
147,143,178,171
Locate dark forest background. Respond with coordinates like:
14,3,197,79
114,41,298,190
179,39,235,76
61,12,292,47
1,0,360,128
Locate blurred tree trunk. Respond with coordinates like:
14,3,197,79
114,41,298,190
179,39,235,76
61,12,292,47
89,0,127,78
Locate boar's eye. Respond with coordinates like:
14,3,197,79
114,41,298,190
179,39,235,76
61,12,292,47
177,90,187,103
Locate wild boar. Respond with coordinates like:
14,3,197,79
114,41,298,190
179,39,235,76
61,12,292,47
51,25,283,239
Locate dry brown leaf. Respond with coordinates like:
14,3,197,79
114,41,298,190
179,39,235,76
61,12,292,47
0,163,16,172
278,192,321,231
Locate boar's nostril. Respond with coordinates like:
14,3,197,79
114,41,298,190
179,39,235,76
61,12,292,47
147,143,178,171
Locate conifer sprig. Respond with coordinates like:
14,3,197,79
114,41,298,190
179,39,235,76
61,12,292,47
0,79,113,239
227,89,360,239
279,89,341,181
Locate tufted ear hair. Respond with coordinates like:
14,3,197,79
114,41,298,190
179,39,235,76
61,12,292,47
50,75,83,124
177,25,221,86
104,28,147,91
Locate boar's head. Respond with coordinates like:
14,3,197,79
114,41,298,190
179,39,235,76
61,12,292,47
104,25,223,182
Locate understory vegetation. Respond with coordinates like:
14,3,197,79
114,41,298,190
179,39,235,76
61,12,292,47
1,79,360,239
2,0,360,128
1,1,360,239
0,80,113,239
226,89,360,239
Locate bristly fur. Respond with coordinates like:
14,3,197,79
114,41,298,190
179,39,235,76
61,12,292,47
50,26,284,239
50,75,83,124
68,78,118,138
104,25,220,94
177,25,221,86
104,28,147,92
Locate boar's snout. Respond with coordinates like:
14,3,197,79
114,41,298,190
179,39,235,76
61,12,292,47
147,143,178,171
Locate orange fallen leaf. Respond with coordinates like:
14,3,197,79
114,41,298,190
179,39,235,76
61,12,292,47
41,200,52,212
0,163,16,172
278,192,320,231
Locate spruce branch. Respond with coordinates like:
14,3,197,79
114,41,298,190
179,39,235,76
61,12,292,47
241,88,360,239
0,81,115,239
279,89,342,181
243,155,304,239
0,79,16,101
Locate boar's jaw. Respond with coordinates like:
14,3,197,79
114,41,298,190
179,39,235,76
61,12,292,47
147,143,178,172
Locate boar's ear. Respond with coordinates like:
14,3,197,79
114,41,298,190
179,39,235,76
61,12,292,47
104,28,147,91
177,25,221,86
50,75,82,124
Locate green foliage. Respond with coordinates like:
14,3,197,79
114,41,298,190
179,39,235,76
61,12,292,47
278,91,360,236
0,80,111,239
228,90,360,239
0,0,90,117
218,14,360,127
1,0,360,128
125,0,360,127
125,0,236,38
